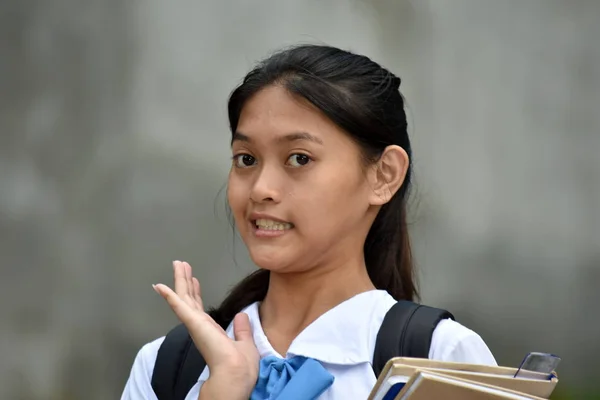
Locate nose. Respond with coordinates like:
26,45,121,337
249,165,282,204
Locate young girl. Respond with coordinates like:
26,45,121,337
121,44,496,400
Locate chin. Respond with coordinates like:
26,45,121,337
248,248,295,273
250,255,287,272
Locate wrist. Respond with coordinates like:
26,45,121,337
199,373,256,400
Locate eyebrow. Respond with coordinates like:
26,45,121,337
231,131,324,146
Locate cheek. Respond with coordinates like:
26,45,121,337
227,174,248,220
294,169,368,230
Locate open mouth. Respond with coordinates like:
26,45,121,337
252,218,294,231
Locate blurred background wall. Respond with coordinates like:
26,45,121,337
1,0,598,398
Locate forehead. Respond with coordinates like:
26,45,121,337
235,85,349,146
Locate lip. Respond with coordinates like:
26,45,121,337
248,212,291,224
248,212,294,238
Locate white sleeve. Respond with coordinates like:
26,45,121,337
428,318,497,366
120,336,207,400
120,337,164,400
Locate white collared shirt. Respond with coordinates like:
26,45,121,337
121,290,496,400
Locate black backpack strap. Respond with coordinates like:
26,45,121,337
372,300,454,377
151,323,207,400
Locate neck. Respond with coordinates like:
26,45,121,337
259,257,375,343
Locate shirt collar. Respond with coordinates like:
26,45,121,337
230,289,395,366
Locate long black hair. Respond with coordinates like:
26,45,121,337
209,44,416,328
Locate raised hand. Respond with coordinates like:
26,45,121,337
153,261,259,400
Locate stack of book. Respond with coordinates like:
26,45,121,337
368,356,559,399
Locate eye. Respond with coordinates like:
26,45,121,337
233,154,257,168
287,153,312,168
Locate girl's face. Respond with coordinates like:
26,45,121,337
227,85,377,273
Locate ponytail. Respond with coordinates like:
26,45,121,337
208,269,269,329
364,186,417,302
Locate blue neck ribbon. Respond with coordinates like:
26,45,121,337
250,355,335,400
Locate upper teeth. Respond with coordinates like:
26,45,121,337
255,219,292,230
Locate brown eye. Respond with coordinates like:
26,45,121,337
287,154,311,168
234,154,257,168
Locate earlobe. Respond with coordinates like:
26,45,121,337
368,145,409,206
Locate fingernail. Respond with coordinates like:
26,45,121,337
152,284,159,293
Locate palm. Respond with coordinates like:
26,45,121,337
153,261,259,383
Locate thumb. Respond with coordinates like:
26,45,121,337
233,312,254,344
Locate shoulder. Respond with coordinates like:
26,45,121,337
429,318,497,366
368,292,497,367
120,337,164,400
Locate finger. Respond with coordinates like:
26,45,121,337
192,277,204,310
233,312,254,344
173,261,188,297
153,283,197,326
182,261,195,301
154,283,220,333
181,262,198,310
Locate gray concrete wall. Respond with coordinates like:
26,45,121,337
1,0,598,398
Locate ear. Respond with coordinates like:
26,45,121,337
367,145,409,206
